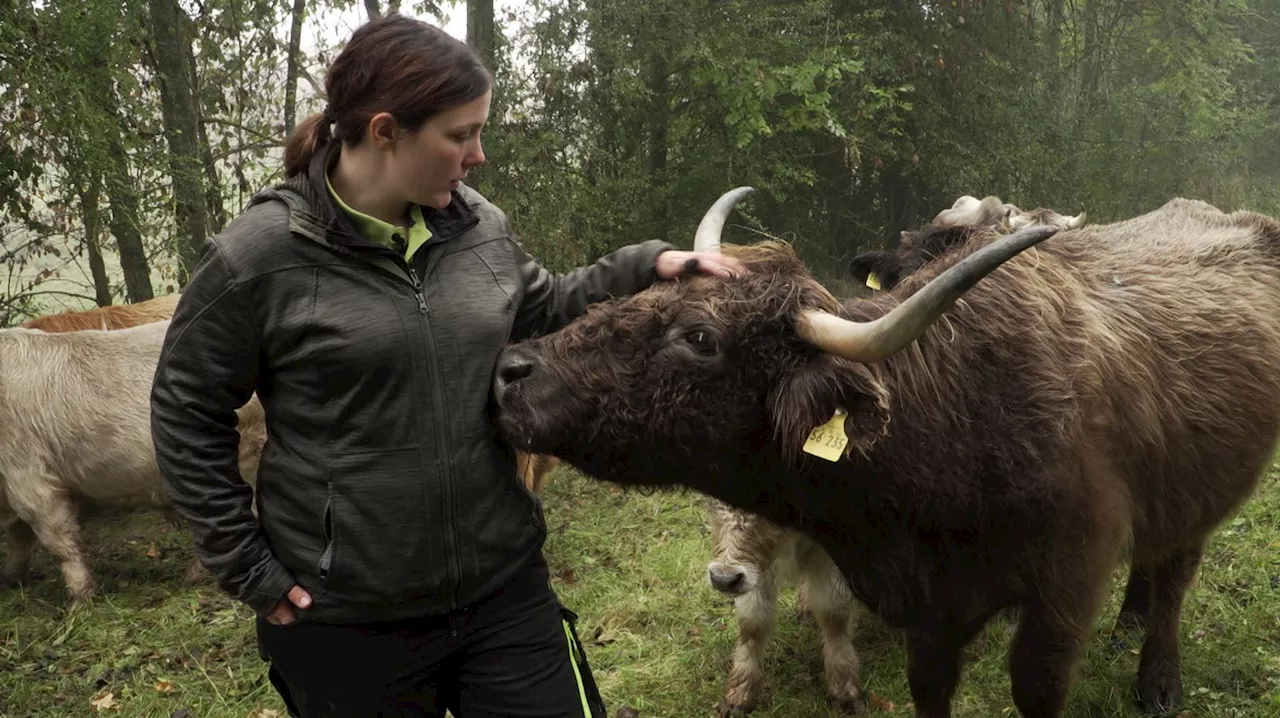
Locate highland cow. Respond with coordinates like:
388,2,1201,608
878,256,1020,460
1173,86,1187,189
848,195,1085,292
491,188,1280,717
0,321,266,603
21,293,183,331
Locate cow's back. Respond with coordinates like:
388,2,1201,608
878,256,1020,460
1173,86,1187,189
1063,201,1280,548
853,198,1280,597
0,321,172,507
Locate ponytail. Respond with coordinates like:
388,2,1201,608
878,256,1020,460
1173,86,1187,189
283,112,334,178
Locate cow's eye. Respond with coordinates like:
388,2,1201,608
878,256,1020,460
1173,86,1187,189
685,329,719,355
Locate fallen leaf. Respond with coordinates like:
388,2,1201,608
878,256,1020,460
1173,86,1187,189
146,545,159,559
868,692,895,711
154,681,174,694
90,692,117,712
556,568,577,585
247,710,281,718
615,708,640,718
590,627,618,646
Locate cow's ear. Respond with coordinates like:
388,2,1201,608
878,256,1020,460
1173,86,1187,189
848,252,900,291
767,355,891,463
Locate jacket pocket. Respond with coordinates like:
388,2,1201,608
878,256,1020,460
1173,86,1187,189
321,447,436,603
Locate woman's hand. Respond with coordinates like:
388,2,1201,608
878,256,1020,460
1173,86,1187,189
266,585,313,625
655,250,747,280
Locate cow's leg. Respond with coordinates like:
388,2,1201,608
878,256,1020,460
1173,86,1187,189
905,626,979,718
794,578,813,624
718,573,778,716
807,576,865,715
1008,552,1115,718
1135,547,1203,714
0,518,37,585
5,474,93,603
1112,563,1150,636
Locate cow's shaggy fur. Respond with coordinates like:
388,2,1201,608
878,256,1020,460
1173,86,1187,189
494,198,1280,717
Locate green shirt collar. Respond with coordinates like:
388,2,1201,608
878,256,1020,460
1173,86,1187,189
325,171,432,261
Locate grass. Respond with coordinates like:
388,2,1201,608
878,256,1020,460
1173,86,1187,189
3,466,1280,717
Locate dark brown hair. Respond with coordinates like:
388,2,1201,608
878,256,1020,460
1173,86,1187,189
283,13,492,177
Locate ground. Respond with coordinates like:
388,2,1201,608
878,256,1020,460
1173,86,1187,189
2,466,1280,717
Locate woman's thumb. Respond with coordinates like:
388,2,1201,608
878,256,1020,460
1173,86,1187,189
288,585,312,609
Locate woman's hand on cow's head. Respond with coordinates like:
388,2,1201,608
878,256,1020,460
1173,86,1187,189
656,250,747,280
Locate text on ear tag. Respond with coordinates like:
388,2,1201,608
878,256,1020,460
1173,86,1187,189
802,408,849,462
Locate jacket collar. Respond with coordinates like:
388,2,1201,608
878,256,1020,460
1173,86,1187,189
303,141,480,247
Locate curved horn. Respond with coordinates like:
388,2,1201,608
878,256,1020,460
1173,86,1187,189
693,186,755,253
796,224,1060,363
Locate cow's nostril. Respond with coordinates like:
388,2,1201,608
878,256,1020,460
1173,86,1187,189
708,567,747,595
496,350,536,392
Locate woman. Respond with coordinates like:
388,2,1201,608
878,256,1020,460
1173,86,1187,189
149,13,742,718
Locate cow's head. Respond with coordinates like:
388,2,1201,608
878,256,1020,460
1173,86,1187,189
849,195,1085,292
492,188,1060,486
705,497,791,598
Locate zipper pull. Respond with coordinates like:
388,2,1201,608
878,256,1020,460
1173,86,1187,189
411,275,429,314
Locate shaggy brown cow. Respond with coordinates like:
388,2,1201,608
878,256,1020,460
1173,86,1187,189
491,189,1280,717
21,293,183,331
848,195,1085,292
706,497,863,716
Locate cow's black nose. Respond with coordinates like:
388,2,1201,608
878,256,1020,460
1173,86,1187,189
495,348,536,396
708,566,747,595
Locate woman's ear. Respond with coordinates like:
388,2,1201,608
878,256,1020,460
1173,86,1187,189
368,112,400,149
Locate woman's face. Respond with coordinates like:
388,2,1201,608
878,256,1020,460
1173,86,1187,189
389,89,491,209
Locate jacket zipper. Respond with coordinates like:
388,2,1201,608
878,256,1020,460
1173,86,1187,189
407,267,463,611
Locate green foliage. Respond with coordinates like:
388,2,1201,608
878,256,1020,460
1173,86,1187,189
4,0,1279,305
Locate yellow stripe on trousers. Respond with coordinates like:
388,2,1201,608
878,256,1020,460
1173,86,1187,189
563,620,593,717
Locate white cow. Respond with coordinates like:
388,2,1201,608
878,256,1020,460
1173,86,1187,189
0,320,264,603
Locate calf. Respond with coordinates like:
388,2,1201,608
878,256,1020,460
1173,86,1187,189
706,497,865,716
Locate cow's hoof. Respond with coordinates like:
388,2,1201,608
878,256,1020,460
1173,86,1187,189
834,694,868,715
182,560,209,585
1136,664,1183,715
715,699,754,717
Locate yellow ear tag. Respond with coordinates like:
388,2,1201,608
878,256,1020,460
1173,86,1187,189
865,272,882,290
802,408,849,462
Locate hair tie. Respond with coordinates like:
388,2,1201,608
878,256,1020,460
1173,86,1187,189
321,106,336,125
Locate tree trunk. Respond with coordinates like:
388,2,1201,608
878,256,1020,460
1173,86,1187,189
284,0,307,134
78,181,113,307
199,119,227,233
105,141,155,303
149,0,209,280
364,0,381,20
645,52,670,240
467,0,495,72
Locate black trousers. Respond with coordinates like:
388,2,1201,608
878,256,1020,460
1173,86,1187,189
256,559,606,718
